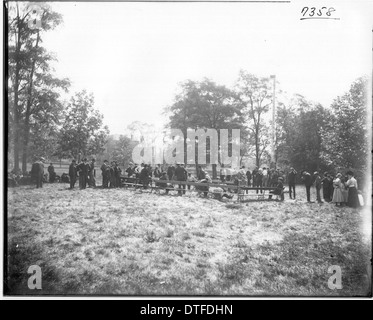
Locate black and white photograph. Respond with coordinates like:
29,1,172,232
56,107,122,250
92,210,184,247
3,0,372,299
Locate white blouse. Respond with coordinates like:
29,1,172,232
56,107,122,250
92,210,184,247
346,177,358,189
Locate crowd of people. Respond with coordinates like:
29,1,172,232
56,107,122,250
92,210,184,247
300,170,361,208
9,157,362,208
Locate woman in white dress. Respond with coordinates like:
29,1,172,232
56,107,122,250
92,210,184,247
332,173,345,206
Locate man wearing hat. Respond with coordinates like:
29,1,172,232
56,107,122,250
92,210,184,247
321,172,332,202
174,162,187,195
113,161,122,188
48,163,56,183
69,159,77,189
88,158,96,188
167,164,175,181
31,157,45,188
288,167,297,199
153,164,162,178
139,164,151,189
269,176,284,201
313,171,323,203
125,162,133,177
108,161,116,188
77,158,89,189
101,160,110,188
301,170,313,202
157,171,173,194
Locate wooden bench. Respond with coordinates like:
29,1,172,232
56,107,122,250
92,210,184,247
120,177,152,190
151,179,240,198
237,187,284,202
119,177,283,202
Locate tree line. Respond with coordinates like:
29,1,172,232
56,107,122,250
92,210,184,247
164,74,368,180
8,3,109,172
8,3,368,186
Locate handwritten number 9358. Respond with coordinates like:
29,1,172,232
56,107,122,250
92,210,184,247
300,7,338,20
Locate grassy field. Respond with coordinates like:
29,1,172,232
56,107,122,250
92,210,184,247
6,183,372,296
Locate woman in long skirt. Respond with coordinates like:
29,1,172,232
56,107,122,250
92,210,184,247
332,173,345,206
346,171,360,208
341,175,348,205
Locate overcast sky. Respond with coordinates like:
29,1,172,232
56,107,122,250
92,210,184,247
40,0,372,135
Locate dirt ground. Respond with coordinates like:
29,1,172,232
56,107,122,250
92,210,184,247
5,183,372,296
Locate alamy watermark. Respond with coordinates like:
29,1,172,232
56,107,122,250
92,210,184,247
26,4,42,30
27,265,42,290
327,265,342,290
132,128,241,167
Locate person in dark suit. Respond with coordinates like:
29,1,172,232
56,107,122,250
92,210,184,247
288,167,297,199
77,158,89,189
197,169,211,198
31,157,45,188
157,171,173,194
125,163,134,177
68,159,77,189
301,170,313,202
252,167,258,188
321,172,333,202
48,163,56,183
146,164,153,176
167,164,175,181
153,165,162,178
269,169,277,187
109,161,116,188
174,163,188,195
139,164,151,189
314,171,323,203
255,168,263,194
246,169,252,187
88,158,96,188
269,176,284,201
114,161,122,188
220,165,226,182
101,160,110,188
197,165,206,180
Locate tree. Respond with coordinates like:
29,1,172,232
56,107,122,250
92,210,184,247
235,71,273,167
165,79,245,177
320,77,368,171
96,135,136,167
276,94,330,172
112,135,136,167
57,91,109,160
8,2,69,171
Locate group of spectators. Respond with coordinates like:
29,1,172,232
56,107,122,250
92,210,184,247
67,158,96,189
124,162,210,196
220,166,284,189
15,157,362,208
300,170,360,208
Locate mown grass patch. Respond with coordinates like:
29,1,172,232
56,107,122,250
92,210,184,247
6,184,371,296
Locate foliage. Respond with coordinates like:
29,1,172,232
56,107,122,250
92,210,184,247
97,135,136,167
276,95,330,173
320,77,368,171
165,79,245,175
167,78,244,130
235,71,273,167
8,2,70,171
57,91,109,160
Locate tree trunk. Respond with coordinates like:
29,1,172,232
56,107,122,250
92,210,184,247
255,138,260,167
22,31,40,173
212,164,217,179
195,138,199,177
13,91,20,171
13,11,22,172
